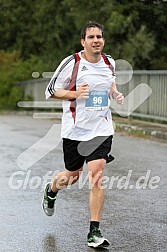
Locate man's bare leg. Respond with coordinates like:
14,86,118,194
88,159,105,222
42,167,82,216
87,159,110,248
51,167,83,192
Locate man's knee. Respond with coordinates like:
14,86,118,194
88,160,105,188
68,168,82,185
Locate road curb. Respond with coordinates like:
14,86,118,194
115,122,167,142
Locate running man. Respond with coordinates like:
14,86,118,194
43,21,124,248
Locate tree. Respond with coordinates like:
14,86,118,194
0,0,166,69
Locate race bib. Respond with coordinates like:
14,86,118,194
85,90,108,111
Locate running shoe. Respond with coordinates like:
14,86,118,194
42,183,57,216
87,227,110,248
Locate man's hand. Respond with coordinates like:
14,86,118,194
76,84,89,99
112,91,124,104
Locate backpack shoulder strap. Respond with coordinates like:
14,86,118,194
68,52,81,122
68,53,81,99
101,52,115,77
69,53,81,91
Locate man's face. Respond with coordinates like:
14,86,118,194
81,27,105,55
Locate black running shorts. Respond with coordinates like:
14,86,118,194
62,135,113,171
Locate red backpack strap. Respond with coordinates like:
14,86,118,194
101,52,115,77
68,53,81,123
68,53,81,98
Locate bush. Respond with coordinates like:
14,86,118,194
0,50,49,110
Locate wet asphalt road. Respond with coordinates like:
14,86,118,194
0,114,167,252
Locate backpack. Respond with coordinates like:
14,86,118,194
68,52,115,122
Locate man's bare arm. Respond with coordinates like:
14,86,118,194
110,82,124,104
51,84,89,100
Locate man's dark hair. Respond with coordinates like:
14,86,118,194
81,21,104,39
